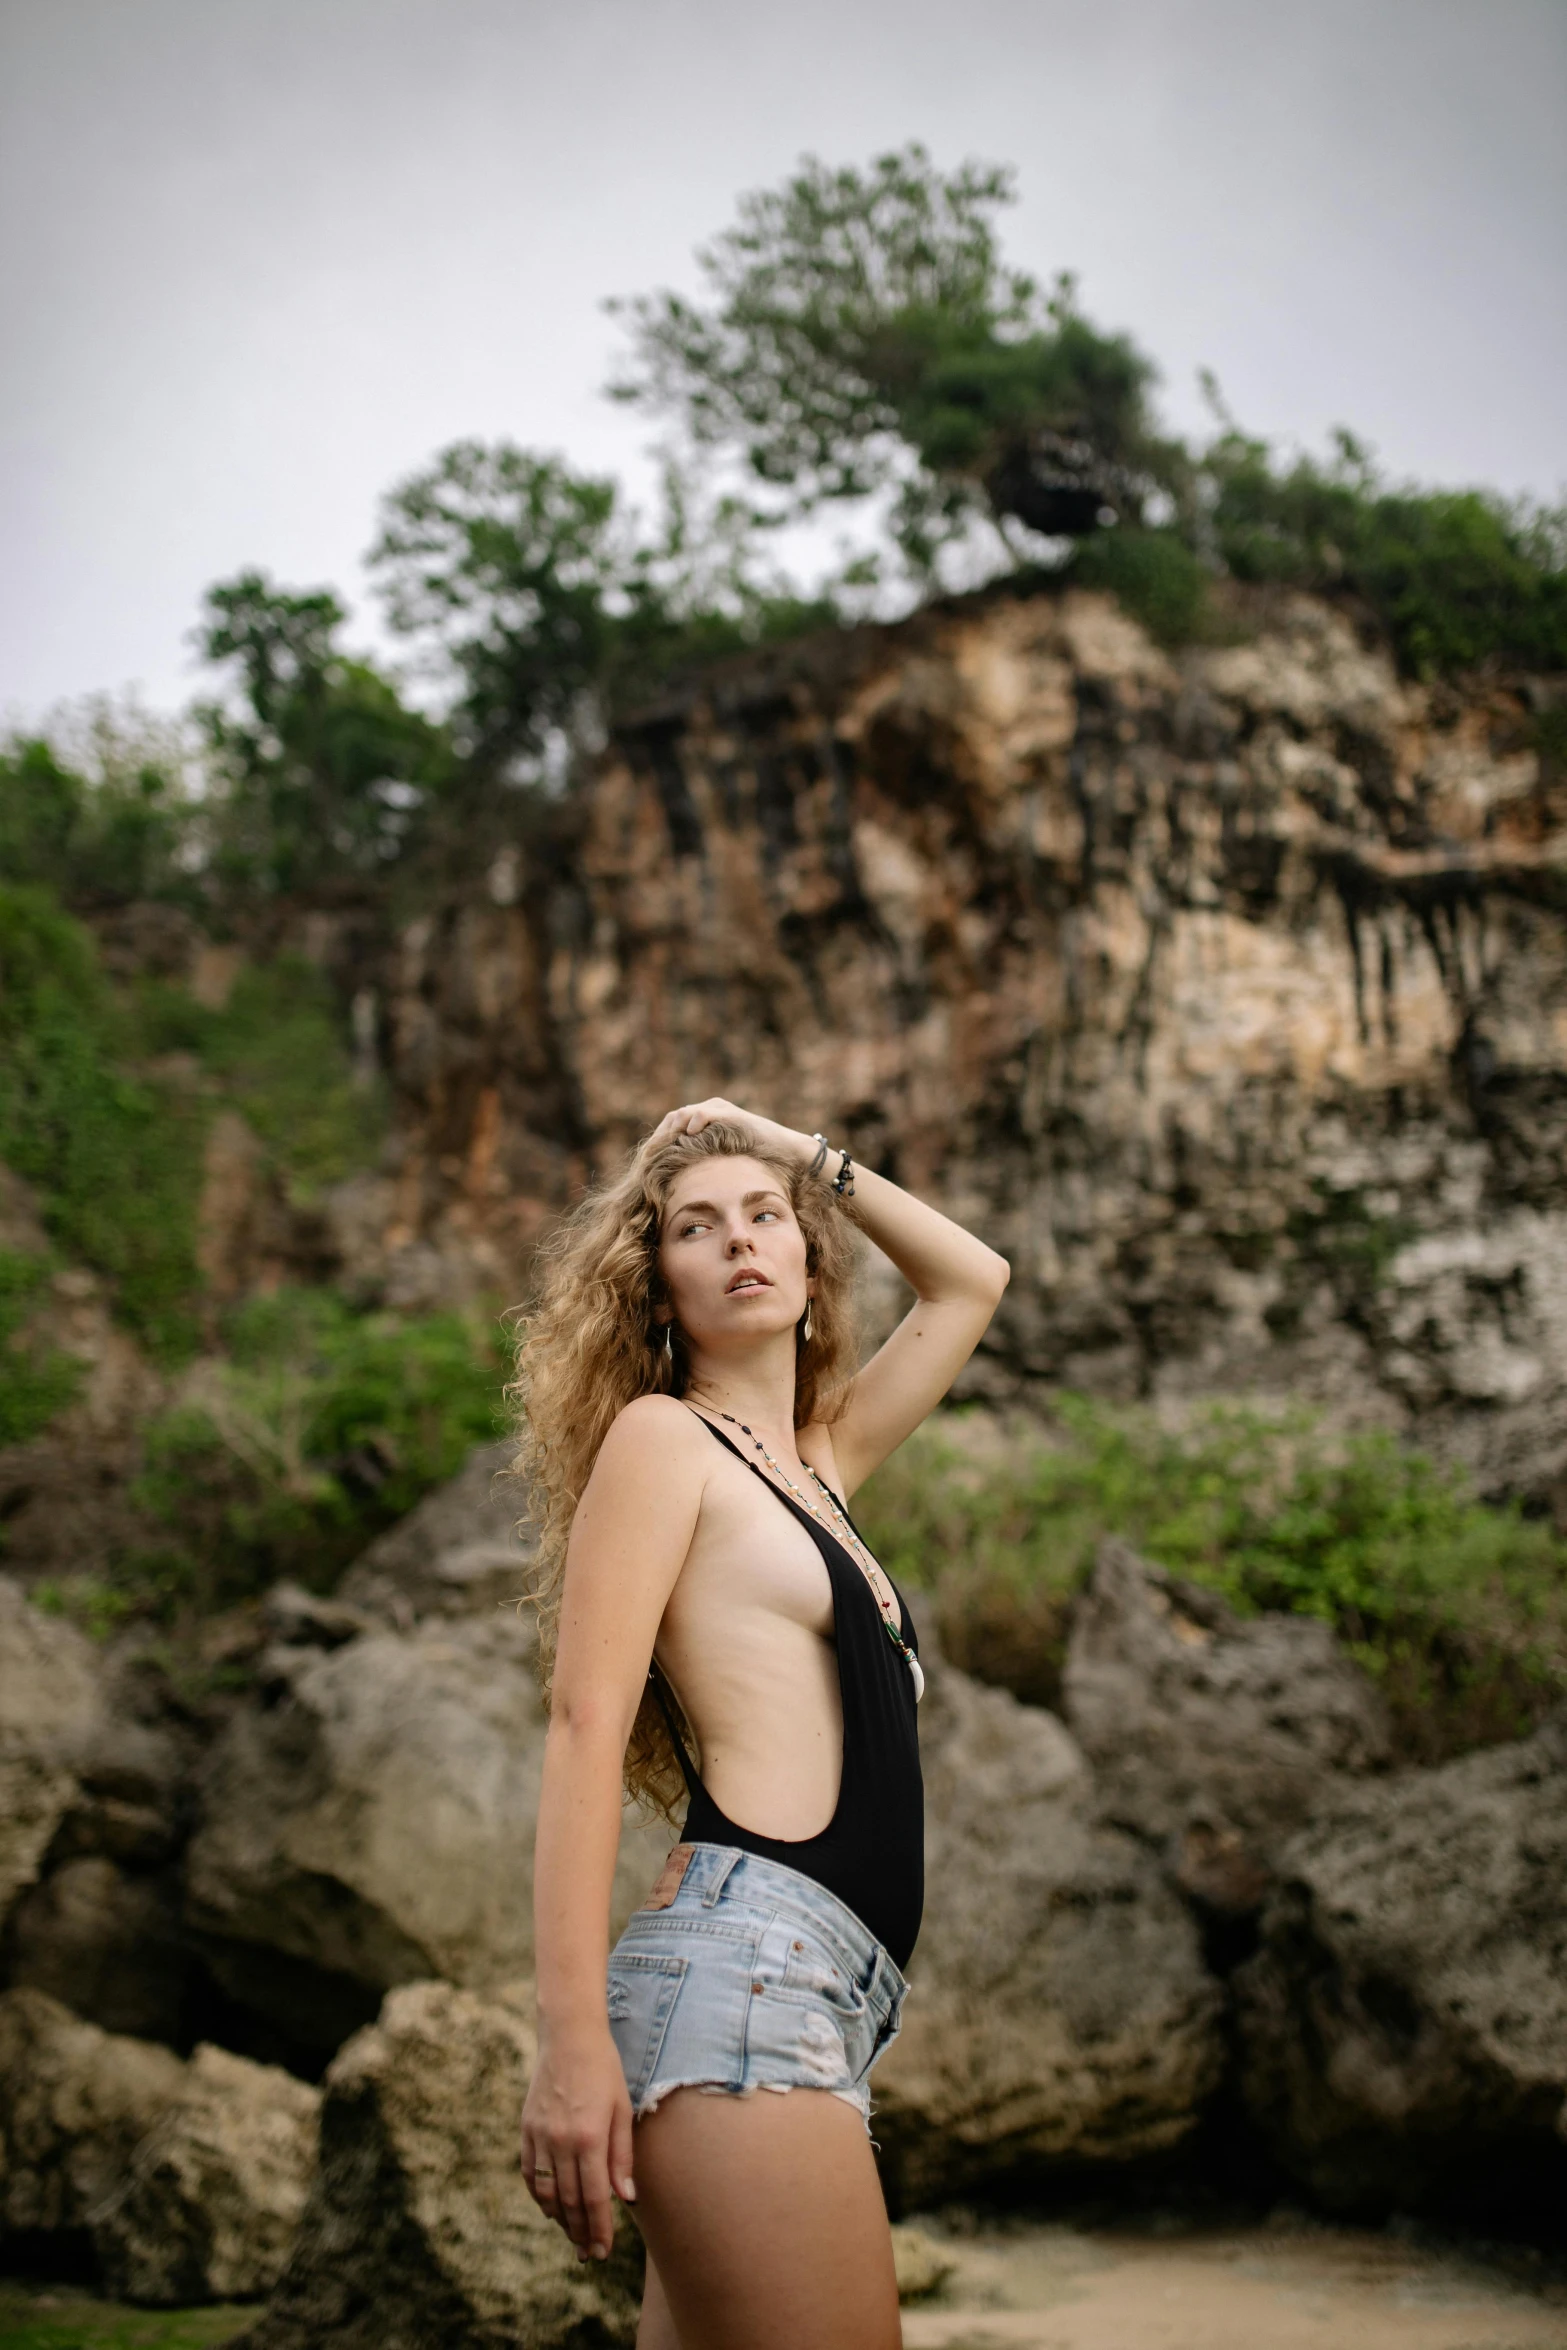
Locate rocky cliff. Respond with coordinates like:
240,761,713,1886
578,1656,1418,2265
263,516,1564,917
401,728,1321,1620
323,581,1566,1504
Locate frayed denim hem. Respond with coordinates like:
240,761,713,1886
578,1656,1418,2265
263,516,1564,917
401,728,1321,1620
632,2075,872,2130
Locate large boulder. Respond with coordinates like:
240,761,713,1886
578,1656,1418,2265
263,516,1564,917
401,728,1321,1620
0,1986,318,2299
339,1439,530,1624
870,1658,1225,2207
183,1608,667,2063
0,1986,186,2246
2,1635,206,2044
237,1979,643,2350
0,1577,99,1927
92,2042,320,2304
1235,1711,1567,2227
1063,1539,1391,1913
3,1855,190,2044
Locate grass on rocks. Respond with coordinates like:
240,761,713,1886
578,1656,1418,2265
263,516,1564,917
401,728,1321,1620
854,1397,1567,1763
0,2287,249,2350
31,1287,509,1633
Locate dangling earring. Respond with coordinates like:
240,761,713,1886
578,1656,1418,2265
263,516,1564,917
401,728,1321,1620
663,1323,675,1364
801,1301,814,1344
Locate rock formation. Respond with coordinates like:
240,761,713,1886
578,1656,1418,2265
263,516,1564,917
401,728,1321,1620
1234,1709,1567,2228
0,1578,99,1925
0,1577,208,2049
0,1986,187,2250
90,2042,320,2305
234,1979,645,2350
872,1654,1225,2207
0,1984,317,2301
307,584,1567,1510
1063,1538,1392,1914
182,1601,669,2067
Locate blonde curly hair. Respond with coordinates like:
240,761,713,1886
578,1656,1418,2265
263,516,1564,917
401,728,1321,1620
507,1121,861,1820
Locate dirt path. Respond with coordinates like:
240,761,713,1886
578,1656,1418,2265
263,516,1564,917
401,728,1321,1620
899,2220,1567,2350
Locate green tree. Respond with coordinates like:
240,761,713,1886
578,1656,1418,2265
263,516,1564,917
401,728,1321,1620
199,571,455,894
369,443,634,766
369,443,842,766
0,717,195,910
609,144,1175,574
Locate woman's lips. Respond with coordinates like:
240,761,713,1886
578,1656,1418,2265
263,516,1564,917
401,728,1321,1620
725,1273,771,1293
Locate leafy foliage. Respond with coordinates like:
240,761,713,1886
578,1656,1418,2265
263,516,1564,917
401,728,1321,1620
610,144,1171,574
856,1399,1567,1760
1068,526,1215,647
124,1290,508,1616
136,955,384,1197
370,443,632,765
198,571,456,893
0,1248,84,1443
0,888,205,1362
369,443,845,764
609,144,1567,671
0,713,197,910
1203,426,1567,677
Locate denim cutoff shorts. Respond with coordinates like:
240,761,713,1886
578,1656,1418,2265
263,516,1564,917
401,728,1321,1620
606,1842,909,2129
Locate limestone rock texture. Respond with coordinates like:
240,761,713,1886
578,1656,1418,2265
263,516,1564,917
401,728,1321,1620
1063,1538,1392,1910
0,1986,186,2243
235,1979,644,2350
347,585,1567,1508
183,1604,667,2063
1234,1710,1567,2227
91,2042,320,2304
1,1593,206,2045
337,1438,529,1624
872,1656,1225,2207
0,1576,99,1928
0,1987,316,2300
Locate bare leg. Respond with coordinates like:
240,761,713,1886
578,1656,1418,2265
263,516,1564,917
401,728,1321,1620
630,2087,900,2350
636,2253,682,2350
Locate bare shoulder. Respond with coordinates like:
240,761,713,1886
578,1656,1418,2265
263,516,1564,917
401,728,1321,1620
593,1393,711,1486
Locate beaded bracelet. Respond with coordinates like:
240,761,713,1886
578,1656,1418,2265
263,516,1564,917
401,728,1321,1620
832,1148,855,1198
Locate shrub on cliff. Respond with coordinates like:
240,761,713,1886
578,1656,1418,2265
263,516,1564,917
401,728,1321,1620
605,143,1567,677
0,708,199,914
1203,424,1567,677
857,1400,1567,1763
0,1249,83,1445
120,1291,508,1619
0,887,206,1363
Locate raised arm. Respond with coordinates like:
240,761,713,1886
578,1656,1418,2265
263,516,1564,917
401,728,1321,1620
521,1395,710,2259
642,1100,1010,1493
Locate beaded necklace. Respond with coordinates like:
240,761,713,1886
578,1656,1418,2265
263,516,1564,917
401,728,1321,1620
696,1406,925,1703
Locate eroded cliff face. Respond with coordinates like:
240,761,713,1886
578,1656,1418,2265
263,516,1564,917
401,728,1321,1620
322,584,1567,1501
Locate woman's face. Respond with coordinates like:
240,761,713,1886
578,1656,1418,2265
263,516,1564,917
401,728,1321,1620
657,1153,813,1354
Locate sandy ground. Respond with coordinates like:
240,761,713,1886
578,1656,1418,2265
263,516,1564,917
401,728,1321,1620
898,2219,1567,2350
1,2223,1563,2348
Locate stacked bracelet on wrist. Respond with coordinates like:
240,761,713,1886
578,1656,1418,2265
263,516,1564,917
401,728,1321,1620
809,1133,855,1197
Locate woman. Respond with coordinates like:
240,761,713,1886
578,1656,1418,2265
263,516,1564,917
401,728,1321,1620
514,1098,1008,2350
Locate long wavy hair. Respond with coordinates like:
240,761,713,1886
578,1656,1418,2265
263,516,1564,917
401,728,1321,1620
508,1121,861,1820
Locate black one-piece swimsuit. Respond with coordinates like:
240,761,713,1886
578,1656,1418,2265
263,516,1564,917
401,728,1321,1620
651,1412,925,1972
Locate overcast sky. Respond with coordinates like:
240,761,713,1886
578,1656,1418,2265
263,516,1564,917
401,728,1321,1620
2,0,1563,724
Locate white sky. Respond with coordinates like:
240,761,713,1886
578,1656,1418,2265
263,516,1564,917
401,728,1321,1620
1,0,1563,722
